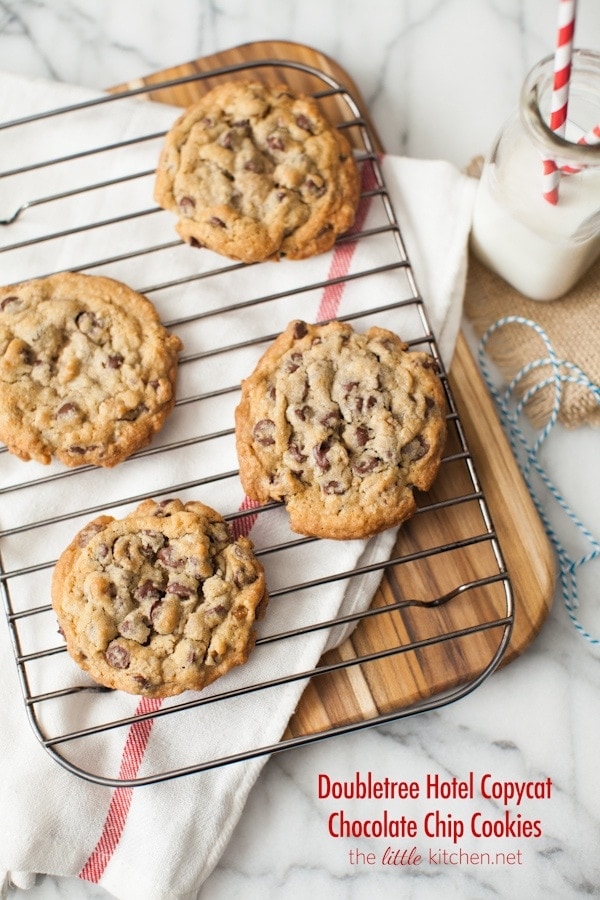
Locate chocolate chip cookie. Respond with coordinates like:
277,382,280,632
0,272,182,467
154,80,360,262
235,320,447,540
52,498,268,697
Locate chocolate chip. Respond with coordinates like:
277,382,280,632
75,310,103,339
105,641,130,669
233,568,257,588
179,195,196,211
0,295,20,312
57,401,78,418
323,481,345,495
313,440,331,471
78,522,108,547
294,405,312,421
20,346,36,366
167,582,193,598
252,419,276,446
208,216,226,228
206,603,228,617
140,529,165,559
305,177,326,197
355,394,377,414
296,114,314,132
284,352,303,374
120,404,147,421
135,580,163,602
245,154,268,173
355,426,369,447
288,442,307,463
316,224,333,237
293,321,308,340
353,455,380,475
404,435,429,461
157,545,182,568
107,354,124,369
319,410,341,429
267,134,285,151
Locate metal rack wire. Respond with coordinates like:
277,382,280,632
0,59,513,787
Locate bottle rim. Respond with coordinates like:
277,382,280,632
520,48,600,164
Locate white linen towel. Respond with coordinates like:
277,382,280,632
0,71,476,899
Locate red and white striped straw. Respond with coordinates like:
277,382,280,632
560,124,600,173
579,124,600,145
542,0,577,204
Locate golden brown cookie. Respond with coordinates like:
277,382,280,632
154,80,360,262
235,320,447,540
0,272,182,467
52,498,268,697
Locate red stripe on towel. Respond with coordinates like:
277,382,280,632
79,696,161,883
230,494,262,540
316,159,376,321
79,155,378,886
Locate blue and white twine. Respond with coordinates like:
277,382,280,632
477,315,600,647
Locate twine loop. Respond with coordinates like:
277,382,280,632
478,315,600,646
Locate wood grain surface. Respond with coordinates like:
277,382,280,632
115,40,555,738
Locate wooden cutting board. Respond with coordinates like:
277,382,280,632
114,41,555,739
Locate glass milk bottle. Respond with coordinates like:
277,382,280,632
470,49,600,301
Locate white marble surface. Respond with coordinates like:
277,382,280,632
1,1,599,899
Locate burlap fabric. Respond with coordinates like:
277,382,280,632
464,160,600,430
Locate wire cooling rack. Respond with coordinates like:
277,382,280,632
0,59,513,786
